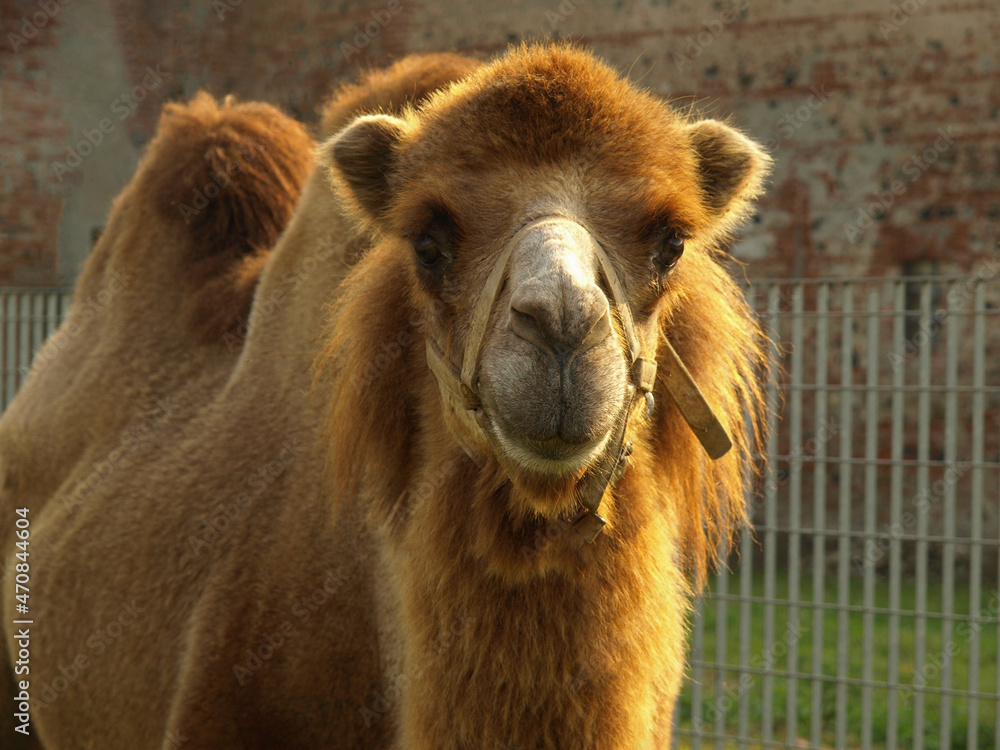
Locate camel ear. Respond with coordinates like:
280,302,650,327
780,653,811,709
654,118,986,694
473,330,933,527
687,119,772,221
326,114,408,223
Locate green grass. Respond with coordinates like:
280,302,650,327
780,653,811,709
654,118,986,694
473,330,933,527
675,568,999,749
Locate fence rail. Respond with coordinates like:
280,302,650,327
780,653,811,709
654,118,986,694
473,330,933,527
2,276,998,749
677,275,1000,750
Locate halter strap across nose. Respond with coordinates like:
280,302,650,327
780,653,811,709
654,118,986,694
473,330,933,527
452,216,657,406
424,216,732,541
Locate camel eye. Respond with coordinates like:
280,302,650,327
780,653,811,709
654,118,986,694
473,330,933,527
652,234,684,275
410,211,457,275
414,233,444,267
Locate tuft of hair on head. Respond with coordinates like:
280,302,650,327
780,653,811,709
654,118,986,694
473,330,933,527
319,52,482,138
142,91,315,343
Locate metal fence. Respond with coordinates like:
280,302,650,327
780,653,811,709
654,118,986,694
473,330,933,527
677,275,1000,749
2,276,999,748
0,288,74,412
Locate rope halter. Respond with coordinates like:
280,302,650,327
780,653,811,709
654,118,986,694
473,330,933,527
424,216,732,543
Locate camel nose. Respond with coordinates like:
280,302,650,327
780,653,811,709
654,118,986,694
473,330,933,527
508,277,613,359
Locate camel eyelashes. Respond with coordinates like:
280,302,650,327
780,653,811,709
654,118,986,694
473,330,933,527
651,232,685,275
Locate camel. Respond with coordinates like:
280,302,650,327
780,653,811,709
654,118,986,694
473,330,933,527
1,45,770,749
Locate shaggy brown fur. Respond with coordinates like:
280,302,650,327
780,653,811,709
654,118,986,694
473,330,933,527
319,44,771,747
0,93,316,750
320,52,482,138
1,45,769,749
154,92,315,342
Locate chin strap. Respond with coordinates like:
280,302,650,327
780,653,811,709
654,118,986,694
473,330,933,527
424,217,732,543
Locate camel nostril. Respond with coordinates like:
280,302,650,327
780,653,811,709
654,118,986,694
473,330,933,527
509,283,612,357
508,305,553,355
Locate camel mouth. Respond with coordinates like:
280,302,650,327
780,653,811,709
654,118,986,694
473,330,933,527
490,420,611,476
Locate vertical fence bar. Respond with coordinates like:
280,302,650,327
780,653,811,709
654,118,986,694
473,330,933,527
45,292,60,347
690,608,703,748
672,695,681,750
738,490,754,749
785,283,803,747
18,294,30,400
861,287,879,750
714,555,728,750
887,281,905,750
939,281,959,749
690,597,704,750
809,283,829,748
3,293,17,408
761,285,781,746
835,282,854,749
30,293,44,378
966,283,984,750
913,281,932,750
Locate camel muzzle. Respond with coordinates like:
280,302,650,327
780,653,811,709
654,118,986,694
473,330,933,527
425,216,732,543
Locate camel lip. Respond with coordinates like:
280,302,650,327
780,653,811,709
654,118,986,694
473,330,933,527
490,421,611,476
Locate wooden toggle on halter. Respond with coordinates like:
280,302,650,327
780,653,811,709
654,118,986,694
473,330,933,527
424,216,732,543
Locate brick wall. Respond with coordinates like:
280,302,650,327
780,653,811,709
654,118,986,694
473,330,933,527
1,0,998,284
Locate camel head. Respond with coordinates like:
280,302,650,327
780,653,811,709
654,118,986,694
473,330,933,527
323,44,771,559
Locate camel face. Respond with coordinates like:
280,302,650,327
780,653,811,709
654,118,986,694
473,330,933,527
329,44,770,520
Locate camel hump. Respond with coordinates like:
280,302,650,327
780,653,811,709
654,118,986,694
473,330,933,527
141,92,315,342
320,52,481,137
